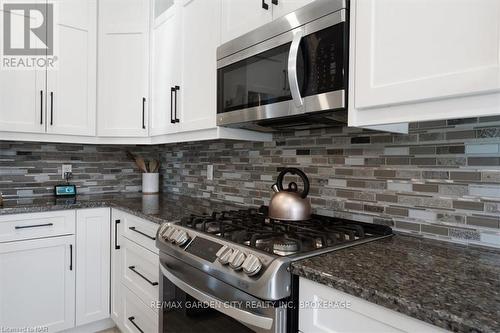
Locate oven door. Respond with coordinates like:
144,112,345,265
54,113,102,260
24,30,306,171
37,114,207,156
217,9,347,127
159,255,287,333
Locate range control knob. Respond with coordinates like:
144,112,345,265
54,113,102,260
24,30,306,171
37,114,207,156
161,226,176,240
216,246,233,265
229,249,246,270
168,229,180,243
242,254,262,276
174,230,190,246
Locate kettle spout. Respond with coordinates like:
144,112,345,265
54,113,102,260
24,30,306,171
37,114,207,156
271,184,280,193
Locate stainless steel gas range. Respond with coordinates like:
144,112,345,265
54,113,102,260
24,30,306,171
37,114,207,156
155,206,393,333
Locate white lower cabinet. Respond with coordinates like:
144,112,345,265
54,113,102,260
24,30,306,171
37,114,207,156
299,278,449,333
0,235,76,332
75,208,111,326
0,208,112,333
111,209,160,333
122,287,159,333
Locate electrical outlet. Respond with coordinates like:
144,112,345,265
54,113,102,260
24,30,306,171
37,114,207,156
62,164,72,179
207,164,214,181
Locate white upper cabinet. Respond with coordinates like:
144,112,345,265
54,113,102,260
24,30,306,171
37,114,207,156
98,0,150,137
0,0,47,134
152,0,221,136
0,0,96,136
151,1,181,136
220,0,273,44
272,0,315,18
349,0,500,127
177,0,220,132
47,0,97,136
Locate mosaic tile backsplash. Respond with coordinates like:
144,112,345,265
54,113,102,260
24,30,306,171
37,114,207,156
160,117,500,248
1,117,499,247
0,142,158,197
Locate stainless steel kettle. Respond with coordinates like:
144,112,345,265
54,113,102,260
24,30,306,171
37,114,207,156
269,168,312,221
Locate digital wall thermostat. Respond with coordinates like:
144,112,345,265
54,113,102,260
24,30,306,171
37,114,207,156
54,185,77,197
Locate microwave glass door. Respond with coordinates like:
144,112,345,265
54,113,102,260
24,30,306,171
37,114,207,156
217,21,346,116
302,22,346,98
217,43,305,114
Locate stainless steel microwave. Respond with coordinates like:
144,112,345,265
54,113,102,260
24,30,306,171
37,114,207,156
216,0,348,132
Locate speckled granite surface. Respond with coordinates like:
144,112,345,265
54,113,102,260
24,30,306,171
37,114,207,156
0,193,246,224
292,235,500,333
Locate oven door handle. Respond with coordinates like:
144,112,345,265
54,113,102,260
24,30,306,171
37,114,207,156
288,28,304,108
160,264,273,330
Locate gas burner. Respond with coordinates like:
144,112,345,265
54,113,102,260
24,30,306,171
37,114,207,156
178,206,393,257
273,239,300,256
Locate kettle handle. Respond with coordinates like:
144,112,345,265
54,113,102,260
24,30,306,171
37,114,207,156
276,168,310,199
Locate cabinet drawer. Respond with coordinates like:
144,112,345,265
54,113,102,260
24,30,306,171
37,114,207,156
0,210,76,243
122,287,158,333
122,237,159,311
121,212,159,253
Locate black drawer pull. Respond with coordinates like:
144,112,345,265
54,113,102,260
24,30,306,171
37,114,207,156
128,316,144,333
174,86,180,123
128,266,158,286
40,90,43,124
15,223,54,230
114,219,121,250
69,244,73,271
262,0,269,10
142,97,146,129
129,226,156,240
50,92,54,125
272,0,278,4
170,87,175,124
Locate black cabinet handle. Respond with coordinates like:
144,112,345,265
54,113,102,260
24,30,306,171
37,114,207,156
50,92,54,125
129,226,156,240
114,219,121,250
40,90,43,125
262,0,269,10
272,0,278,4
128,317,144,333
142,97,146,129
69,244,73,271
15,223,53,230
170,87,175,124
174,86,180,123
128,266,158,286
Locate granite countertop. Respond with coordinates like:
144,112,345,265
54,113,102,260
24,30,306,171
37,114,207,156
0,192,246,224
292,235,500,333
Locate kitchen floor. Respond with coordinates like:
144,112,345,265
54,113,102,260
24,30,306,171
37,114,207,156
97,328,120,333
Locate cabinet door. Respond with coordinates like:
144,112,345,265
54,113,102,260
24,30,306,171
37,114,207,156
46,0,97,136
272,0,315,19
0,236,75,332
176,0,220,132
349,0,500,126
98,0,150,137
220,0,272,44
0,0,46,134
75,208,111,326
111,210,125,329
151,2,181,136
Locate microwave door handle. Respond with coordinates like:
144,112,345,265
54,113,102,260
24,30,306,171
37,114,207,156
288,28,304,108
160,264,273,330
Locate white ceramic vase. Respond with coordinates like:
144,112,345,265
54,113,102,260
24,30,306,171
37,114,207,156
142,173,159,194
